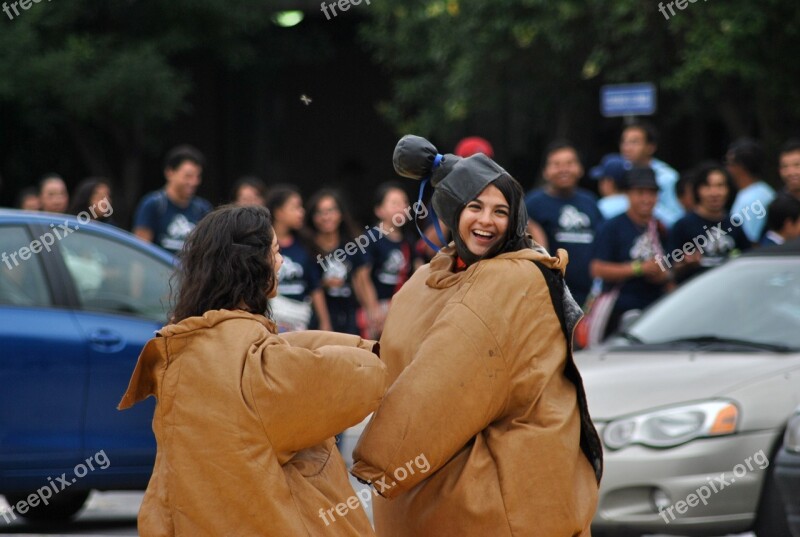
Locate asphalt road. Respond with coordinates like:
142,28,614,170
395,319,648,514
0,491,757,537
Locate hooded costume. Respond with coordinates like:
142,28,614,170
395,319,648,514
119,310,386,536
351,136,602,537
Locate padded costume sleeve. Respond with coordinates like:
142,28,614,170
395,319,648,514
350,301,511,499
247,338,387,453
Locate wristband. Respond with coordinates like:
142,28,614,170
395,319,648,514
631,260,643,277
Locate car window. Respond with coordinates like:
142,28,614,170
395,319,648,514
628,257,800,349
59,228,173,322
0,225,53,307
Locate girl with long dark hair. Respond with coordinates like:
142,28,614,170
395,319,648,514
119,204,386,536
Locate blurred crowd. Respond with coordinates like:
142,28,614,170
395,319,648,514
4,124,800,341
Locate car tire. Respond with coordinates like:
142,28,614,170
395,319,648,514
3,490,90,521
754,463,792,537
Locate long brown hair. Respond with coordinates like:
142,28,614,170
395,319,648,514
170,204,277,323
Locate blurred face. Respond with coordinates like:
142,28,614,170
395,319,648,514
236,185,264,207
779,150,800,196
275,194,305,230
165,161,202,202
269,232,283,298
457,184,509,258
375,188,409,223
90,183,111,209
543,148,583,192
620,128,655,165
627,187,658,221
697,171,729,213
21,194,41,211
313,196,342,234
40,178,69,213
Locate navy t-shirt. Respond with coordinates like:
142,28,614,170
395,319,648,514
134,190,212,253
592,213,667,312
277,238,321,302
668,212,750,283
321,241,366,334
364,235,417,300
525,188,604,304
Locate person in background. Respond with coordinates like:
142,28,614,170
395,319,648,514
232,175,268,207
39,173,69,214
778,139,800,202
16,187,41,211
353,182,421,339
133,144,212,254
620,121,683,227
525,141,604,305
306,189,365,335
675,169,697,213
590,153,631,220
119,204,386,537
761,194,800,247
266,185,332,332
591,166,670,338
668,162,749,284
68,177,116,225
726,138,776,243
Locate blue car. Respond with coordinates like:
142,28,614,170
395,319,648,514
0,209,174,521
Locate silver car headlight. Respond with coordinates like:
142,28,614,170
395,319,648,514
784,413,800,454
603,401,739,450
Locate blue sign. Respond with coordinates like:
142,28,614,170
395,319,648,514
600,83,657,117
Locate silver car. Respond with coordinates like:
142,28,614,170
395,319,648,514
580,243,800,536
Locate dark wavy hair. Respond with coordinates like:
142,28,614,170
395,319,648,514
68,177,112,221
170,204,277,323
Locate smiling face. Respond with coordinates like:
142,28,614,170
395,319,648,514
543,147,583,194
312,196,342,234
457,184,510,258
165,161,202,203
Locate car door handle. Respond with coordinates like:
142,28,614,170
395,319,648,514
88,330,125,352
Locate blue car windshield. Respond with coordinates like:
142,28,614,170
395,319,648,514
626,257,800,351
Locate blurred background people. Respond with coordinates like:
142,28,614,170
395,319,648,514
668,162,749,284
354,182,421,339
69,177,116,225
761,194,800,246
590,153,631,220
232,175,268,207
16,186,41,211
778,139,800,202
726,138,776,243
620,121,683,227
38,173,69,214
133,145,212,254
306,189,365,335
591,166,670,338
266,185,332,332
675,169,697,213
526,141,603,305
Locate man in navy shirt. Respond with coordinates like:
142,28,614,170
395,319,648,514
668,162,750,284
525,141,604,305
591,166,670,338
761,194,800,247
134,145,212,254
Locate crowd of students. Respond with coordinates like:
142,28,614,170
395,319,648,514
8,126,800,342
